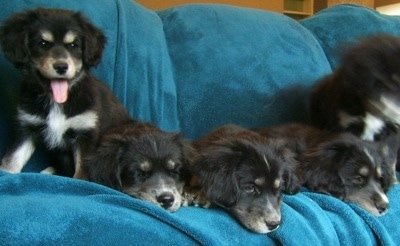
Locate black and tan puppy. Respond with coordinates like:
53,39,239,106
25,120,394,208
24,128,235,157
0,8,131,178
299,133,391,216
84,121,194,212
189,124,301,233
310,34,400,174
256,123,394,216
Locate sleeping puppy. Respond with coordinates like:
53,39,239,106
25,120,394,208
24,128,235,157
310,34,400,174
0,8,131,178
299,133,391,216
84,121,194,212
256,123,395,216
189,124,301,233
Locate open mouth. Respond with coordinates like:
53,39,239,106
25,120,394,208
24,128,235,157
50,79,69,104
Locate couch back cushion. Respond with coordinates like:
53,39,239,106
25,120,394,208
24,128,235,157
159,4,331,140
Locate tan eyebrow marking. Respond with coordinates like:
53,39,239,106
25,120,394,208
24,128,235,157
167,160,176,170
41,30,54,42
254,177,265,186
140,161,152,172
63,31,77,44
359,166,369,176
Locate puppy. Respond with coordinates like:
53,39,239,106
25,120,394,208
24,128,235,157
0,8,131,178
189,124,301,233
257,123,393,216
310,34,400,175
299,133,391,216
84,121,194,212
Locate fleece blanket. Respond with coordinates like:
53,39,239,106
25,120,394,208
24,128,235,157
1,170,399,245
0,0,399,245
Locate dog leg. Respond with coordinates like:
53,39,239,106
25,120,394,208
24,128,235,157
72,149,88,180
1,138,35,173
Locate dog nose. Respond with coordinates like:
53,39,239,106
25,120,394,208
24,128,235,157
266,221,280,231
376,200,389,214
53,62,68,75
266,220,280,231
157,192,175,209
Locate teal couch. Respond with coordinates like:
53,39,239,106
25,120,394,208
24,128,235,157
0,0,399,245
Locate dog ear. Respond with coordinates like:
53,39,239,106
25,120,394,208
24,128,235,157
192,141,243,209
299,140,351,199
171,133,197,184
84,136,126,190
278,147,302,195
0,10,33,67
74,12,107,68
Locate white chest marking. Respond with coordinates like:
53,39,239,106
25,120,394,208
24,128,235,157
18,106,98,149
361,113,385,141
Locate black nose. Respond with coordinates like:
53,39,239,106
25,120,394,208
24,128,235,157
376,200,388,214
157,192,175,209
266,221,280,231
53,62,68,75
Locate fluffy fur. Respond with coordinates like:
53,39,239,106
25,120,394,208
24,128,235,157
189,124,301,233
310,34,400,175
84,121,194,212
299,133,390,216
0,8,131,178
257,123,394,216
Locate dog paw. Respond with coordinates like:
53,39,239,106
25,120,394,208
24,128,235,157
40,166,56,175
182,186,212,208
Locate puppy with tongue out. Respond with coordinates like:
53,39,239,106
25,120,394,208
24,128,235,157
0,8,132,179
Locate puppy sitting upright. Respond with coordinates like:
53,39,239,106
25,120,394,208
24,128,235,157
310,35,400,175
189,124,301,233
310,35,400,141
0,8,131,178
84,121,194,212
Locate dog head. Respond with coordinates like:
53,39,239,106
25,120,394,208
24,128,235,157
0,8,106,103
300,134,389,216
193,135,299,233
85,125,193,212
341,35,400,126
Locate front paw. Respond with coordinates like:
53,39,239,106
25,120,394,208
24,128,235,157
182,186,212,208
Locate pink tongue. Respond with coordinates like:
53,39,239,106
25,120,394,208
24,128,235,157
50,80,68,104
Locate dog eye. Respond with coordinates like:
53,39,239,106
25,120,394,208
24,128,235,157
169,169,180,177
138,171,150,179
243,184,260,195
38,40,51,49
353,175,365,187
68,42,79,48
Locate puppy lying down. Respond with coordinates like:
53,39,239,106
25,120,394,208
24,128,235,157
84,120,194,212
257,123,395,216
187,124,301,233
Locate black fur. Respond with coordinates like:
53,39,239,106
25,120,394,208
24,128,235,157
299,133,390,216
310,35,400,174
84,121,194,212
190,124,301,233
0,8,131,178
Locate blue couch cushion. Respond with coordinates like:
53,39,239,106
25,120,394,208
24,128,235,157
301,4,400,68
158,4,331,140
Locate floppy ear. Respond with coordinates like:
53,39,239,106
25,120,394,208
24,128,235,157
171,133,197,184
84,136,125,190
75,12,106,67
192,141,242,209
278,147,302,195
299,140,350,199
0,10,34,68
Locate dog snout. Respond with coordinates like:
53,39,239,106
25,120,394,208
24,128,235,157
265,220,280,231
53,62,69,75
157,192,175,209
376,199,389,215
